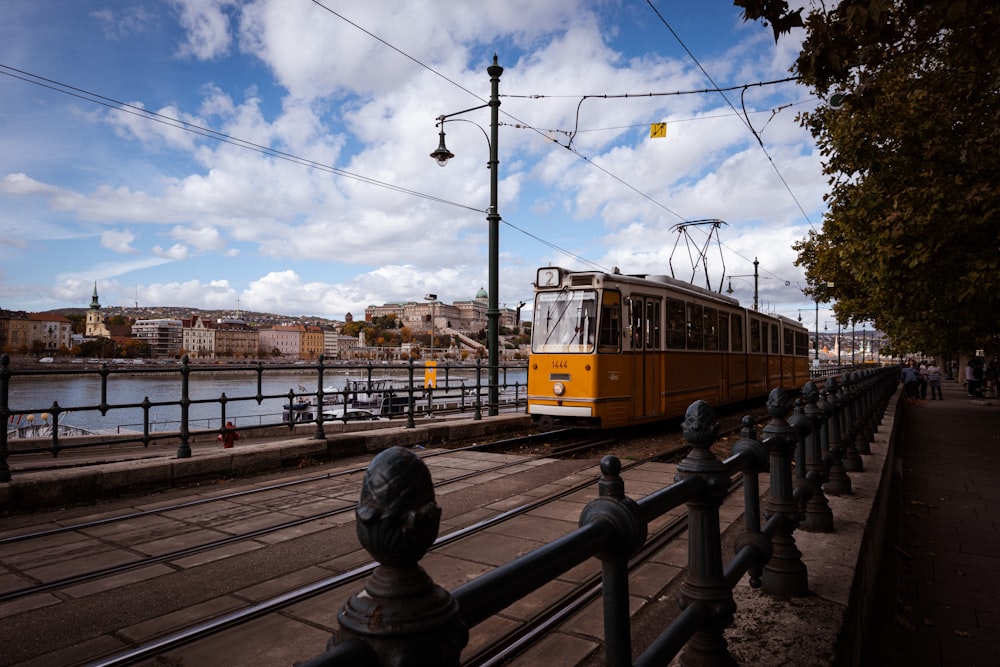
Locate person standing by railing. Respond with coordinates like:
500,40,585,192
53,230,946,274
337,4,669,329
927,360,943,400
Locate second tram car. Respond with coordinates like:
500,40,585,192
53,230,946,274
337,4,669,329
527,266,811,430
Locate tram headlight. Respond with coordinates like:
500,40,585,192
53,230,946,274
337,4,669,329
552,382,565,396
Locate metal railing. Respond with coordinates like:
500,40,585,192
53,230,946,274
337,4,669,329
0,353,527,482
299,367,900,666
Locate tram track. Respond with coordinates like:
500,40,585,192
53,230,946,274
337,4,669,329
0,431,619,607
1,407,766,666
78,445,721,667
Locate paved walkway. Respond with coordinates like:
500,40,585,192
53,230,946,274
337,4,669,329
877,382,1000,665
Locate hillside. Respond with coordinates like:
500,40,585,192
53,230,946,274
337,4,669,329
45,306,342,328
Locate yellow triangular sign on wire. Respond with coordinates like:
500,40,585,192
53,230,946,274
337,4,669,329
649,122,667,138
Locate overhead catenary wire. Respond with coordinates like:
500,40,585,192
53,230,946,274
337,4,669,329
0,64,476,214
0,64,602,280
6,5,810,297
310,0,811,291
643,0,816,232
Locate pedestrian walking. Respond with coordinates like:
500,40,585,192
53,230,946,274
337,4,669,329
901,362,919,399
218,421,241,448
917,361,929,399
986,358,999,398
927,360,943,400
966,358,982,397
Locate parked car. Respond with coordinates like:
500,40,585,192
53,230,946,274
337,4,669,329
322,408,388,423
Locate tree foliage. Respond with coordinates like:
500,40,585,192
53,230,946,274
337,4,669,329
739,0,1000,353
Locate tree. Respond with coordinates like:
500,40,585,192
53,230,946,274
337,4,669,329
65,313,86,334
107,314,131,326
740,0,1000,353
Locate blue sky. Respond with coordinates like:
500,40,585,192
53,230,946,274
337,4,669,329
1,0,838,328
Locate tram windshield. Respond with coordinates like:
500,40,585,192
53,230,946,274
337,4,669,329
532,290,597,353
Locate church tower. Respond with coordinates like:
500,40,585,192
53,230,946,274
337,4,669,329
85,282,108,337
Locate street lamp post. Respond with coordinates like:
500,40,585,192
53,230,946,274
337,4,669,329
851,320,856,366
424,294,437,359
430,55,503,416
814,300,819,363
797,300,820,364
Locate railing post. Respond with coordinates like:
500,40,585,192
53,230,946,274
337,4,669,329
0,354,9,482
674,400,737,665
841,374,864,472
313,354,327,440
48,402,63,458
799,382,834,532
473,358,483,421
579,456,647,667
731,415,771,589
823,377,852,495
860,370,878,452
141,396,153,446
760,388,809,598
176,355,192,458
787,399,814,513
405,359,416,429
332,446,467,665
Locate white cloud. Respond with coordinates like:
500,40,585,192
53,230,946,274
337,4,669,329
0,2,831,321
152,243,190,260
1,173,60,196
101,229,139,254
170,0,236,60
170,225,225,251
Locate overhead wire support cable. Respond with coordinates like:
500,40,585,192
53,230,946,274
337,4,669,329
0,64,480,214
0,63,611,274
643,0,816,232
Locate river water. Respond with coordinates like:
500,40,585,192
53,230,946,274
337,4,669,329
5,366,528,434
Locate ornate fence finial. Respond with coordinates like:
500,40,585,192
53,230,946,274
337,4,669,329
675,400,737,664
335,446,467,666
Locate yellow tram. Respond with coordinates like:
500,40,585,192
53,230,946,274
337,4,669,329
527,266,811,430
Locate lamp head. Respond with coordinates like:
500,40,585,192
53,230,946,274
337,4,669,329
430,129,454,167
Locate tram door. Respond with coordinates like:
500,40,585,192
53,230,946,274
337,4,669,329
630,296,662,418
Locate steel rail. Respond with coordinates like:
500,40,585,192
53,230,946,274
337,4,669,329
0,440,581,604
84,451,683,667
0,429,566,546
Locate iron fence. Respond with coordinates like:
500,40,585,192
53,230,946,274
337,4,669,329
298,367,899,666
0,353,527,482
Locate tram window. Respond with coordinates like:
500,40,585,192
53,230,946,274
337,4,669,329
687,303,704,349
750,318,761,353
770,324,779,354
704,307,719,351
631,299,643,348
531,290,598,353
731,313,743,352
665,298,686,349
796,331,809,356
720,312,730,351
598,291,622,351
646,300,661,349
784,328,794,355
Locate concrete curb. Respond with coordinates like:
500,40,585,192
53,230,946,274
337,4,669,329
1,414,532,512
